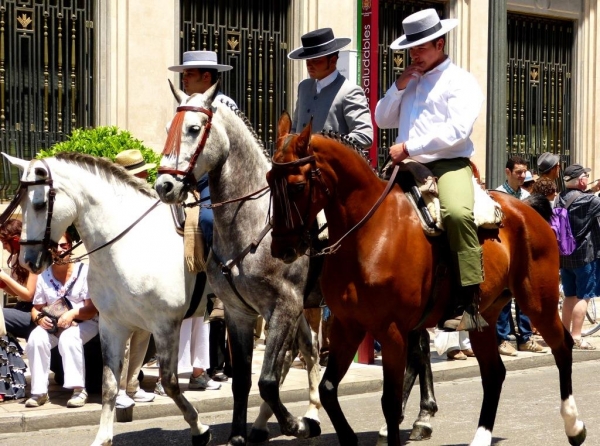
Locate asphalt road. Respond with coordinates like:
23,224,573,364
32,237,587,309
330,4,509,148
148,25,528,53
1,360,598,445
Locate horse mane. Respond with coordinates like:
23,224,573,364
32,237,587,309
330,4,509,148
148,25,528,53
217,99,271,161
54,152,158,199
314,131,372,166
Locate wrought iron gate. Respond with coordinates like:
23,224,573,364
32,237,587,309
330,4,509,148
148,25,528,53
179,0,289,155
377,0,445,167
0,0,94,201
506,13,573,170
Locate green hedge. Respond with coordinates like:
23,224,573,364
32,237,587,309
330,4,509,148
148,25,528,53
36,126,162,184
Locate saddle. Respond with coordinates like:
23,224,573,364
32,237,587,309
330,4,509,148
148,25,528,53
383,160,504,236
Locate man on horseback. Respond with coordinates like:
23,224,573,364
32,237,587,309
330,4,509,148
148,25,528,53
374,9,486,331
288,28,374,363
168,50,235,386
288,28,373,149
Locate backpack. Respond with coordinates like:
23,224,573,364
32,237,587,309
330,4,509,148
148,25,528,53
550,192,579,256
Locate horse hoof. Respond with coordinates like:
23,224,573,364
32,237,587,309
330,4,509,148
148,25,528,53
248,428,269,444
227,435,246,446
568,423,587,446
192,429,211,446
302,416,321,438
409,423,433,441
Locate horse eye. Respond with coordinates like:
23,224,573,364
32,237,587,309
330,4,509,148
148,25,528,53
288,183,306,195
32,200,46,212
34,167,47,177
189,125,201,134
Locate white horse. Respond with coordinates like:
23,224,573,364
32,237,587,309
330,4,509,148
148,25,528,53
155,82,322,445
3,152,210,446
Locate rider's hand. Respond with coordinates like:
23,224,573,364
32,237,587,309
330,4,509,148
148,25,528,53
395,64,424,90
390,143,409,164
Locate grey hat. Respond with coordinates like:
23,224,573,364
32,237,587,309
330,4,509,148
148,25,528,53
537,152,560,174
390,8,458,50
563,164,591,182
168,51,233,73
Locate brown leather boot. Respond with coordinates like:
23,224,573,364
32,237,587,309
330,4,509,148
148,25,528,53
456,285,489,331
444,285,489,332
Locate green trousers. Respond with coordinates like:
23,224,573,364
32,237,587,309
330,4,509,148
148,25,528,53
425,158,483,287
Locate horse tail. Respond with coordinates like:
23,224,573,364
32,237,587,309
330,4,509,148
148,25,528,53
523,193,553,222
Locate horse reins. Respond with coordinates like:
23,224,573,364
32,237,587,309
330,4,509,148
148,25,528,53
11,159,162,264
271,155,400,256
158,105,213,188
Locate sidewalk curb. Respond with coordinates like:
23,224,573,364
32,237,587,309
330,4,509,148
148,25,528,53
1,351,599,435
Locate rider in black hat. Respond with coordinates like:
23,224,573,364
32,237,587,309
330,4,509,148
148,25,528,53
288,28,373,149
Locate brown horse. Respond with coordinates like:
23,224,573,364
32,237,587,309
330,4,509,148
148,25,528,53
265,113,586,446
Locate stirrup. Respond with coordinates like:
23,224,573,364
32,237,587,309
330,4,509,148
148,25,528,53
456,305,489,332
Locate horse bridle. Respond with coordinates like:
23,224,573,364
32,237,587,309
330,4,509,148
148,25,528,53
271,154,400,256
17,159,59,252
270,154,330,250
158,105,213,188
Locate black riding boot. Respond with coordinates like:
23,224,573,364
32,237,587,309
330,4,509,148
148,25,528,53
444,284,489,332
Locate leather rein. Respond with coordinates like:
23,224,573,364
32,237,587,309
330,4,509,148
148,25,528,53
11,159,161,264
271,155,400,256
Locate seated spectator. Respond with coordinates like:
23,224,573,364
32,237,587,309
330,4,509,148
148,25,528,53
25,233,99,408
0,219,37,402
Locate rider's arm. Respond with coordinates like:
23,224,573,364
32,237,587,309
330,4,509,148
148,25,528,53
342,85,373,149
374,82,406,129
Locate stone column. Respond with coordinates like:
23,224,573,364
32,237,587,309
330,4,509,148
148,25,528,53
485,0,507,189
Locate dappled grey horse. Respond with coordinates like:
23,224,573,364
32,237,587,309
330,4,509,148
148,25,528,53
155,82,322,445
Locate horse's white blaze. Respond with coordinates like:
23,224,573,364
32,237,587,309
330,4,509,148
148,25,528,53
561,395,583,437
470,427,492,446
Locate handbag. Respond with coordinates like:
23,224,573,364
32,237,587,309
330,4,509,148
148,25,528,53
39,264,83,334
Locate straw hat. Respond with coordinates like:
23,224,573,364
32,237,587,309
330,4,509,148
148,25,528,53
168,51,233,73
114,149,156,175
390,8,458,50
288,28,351,60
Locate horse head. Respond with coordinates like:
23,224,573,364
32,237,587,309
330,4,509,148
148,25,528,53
155,80,229,204
267,113,329,263
2,154,74,273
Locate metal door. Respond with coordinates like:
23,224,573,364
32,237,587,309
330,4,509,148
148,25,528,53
506,13,573,169
0,0,94,200
179,0,290,155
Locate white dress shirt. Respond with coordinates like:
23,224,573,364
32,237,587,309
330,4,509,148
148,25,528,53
374,57,483,164
316,69,339,94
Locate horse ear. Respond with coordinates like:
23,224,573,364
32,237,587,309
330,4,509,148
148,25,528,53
168,78,187,104
1,152,29,173
277,111,292,139
206,80,221,104
296,118,313,155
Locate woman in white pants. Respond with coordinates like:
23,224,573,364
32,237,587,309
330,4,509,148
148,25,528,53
25,233,99,408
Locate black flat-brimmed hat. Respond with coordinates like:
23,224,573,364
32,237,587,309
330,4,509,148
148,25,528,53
288,28,351,60
390,8,458,50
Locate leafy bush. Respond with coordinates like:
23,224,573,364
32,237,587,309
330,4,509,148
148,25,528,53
36,126,162,184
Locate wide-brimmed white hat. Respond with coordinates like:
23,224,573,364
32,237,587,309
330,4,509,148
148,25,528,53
168,51,233,72
390,8,458,50
288,28,351,60
115,149,156,175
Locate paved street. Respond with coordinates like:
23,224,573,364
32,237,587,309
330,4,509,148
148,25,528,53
1,359,598,445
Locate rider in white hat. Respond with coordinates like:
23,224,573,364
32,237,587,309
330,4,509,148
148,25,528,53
169,50,236,106
375,9,486,332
